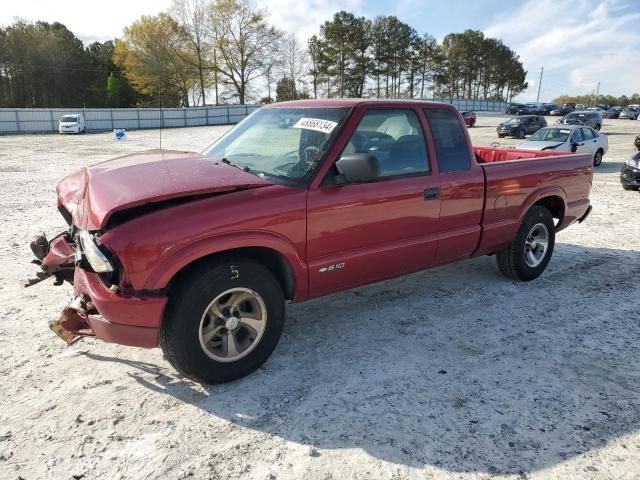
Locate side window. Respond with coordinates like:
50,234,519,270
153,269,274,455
341,109,429,178
424,108,470,172
582,128,594,140
571,129,584,143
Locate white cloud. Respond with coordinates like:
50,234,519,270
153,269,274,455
0,0,173,43
484,0,640,100
262,0,363,41
0,0,359,45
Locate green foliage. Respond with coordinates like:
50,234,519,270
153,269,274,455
0,21,140,107
276,77,296,102
434,30,527,101
106,72,137,107
552,93,640,107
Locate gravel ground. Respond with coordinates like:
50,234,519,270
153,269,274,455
1,114,639,480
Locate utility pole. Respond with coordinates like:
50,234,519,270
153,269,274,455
593,82,600,106
536,66,544,102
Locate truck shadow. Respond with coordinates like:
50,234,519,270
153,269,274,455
83,243,640,475
596,161,624,174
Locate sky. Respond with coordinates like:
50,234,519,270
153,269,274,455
1,0,639,102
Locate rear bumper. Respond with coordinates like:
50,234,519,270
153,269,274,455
577,205,592,223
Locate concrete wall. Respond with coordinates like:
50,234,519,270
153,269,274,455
0,105,260,134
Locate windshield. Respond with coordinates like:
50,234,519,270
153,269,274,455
504,118,523,124
60,115,78,123
203,107,351,185
528,127,572,142
564,113,585,120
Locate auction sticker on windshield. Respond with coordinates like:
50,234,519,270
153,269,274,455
293,118,338,134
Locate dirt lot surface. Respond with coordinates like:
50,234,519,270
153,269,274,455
1,114,639,480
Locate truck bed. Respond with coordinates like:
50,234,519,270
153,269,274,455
472,147,594,257
474,146,569,163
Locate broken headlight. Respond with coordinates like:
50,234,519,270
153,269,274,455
78,230,114,273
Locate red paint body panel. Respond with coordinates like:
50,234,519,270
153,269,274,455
57,149,270,230
44,100,593,349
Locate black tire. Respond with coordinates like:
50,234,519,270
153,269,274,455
622,185,639,191
593,149,603,167
519,128,526,139
498,134,505,138
595,124,601,131
161,256,285,384
496,206,555,281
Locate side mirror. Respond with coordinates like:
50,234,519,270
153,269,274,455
571,143,578,153
335,153,380,183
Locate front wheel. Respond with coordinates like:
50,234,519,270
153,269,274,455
496,206,556,281
593,149,603,167
519,128,526,139
161,257,285,384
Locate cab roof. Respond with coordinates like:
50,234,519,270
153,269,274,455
265,99,460,109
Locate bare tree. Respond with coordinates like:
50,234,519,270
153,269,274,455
278,33,308,100
170,0,211,105
208,0,281,104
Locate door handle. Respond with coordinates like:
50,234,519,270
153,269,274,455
424,187,440,201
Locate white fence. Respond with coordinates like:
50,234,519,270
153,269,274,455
0,105,260,134
0,99,507,134
432,98,508,112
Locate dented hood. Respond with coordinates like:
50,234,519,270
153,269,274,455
57,149,271,230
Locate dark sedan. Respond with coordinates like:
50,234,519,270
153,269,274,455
506,103,525,114
497,115,547,138
558,111,603,130
550,106,573,116
621,152,640,190
603,107,623,119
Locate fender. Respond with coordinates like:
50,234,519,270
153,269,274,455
517,185,567,226
143,230,309,300
473,185,567,257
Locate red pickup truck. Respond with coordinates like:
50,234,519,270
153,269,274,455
29,100,593,384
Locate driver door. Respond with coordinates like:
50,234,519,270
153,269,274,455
305,107,441,298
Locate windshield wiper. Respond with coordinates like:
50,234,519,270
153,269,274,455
220,157,251,172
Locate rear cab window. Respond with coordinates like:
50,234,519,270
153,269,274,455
423,108,470,172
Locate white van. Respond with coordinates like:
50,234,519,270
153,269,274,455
58,113,85,134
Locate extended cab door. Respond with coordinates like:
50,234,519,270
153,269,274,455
306,107,441,297
422,107,485,263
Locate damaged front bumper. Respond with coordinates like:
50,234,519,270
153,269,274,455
27,232,167,348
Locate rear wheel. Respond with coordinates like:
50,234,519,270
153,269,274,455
519,128,526,139
595,124,601,131
496,206,555,281
161,257,285,384
593,149,603,167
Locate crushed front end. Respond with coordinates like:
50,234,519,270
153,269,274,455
26,213,166,348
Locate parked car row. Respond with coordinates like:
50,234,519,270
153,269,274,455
507,102,640,121
506,102,563,115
